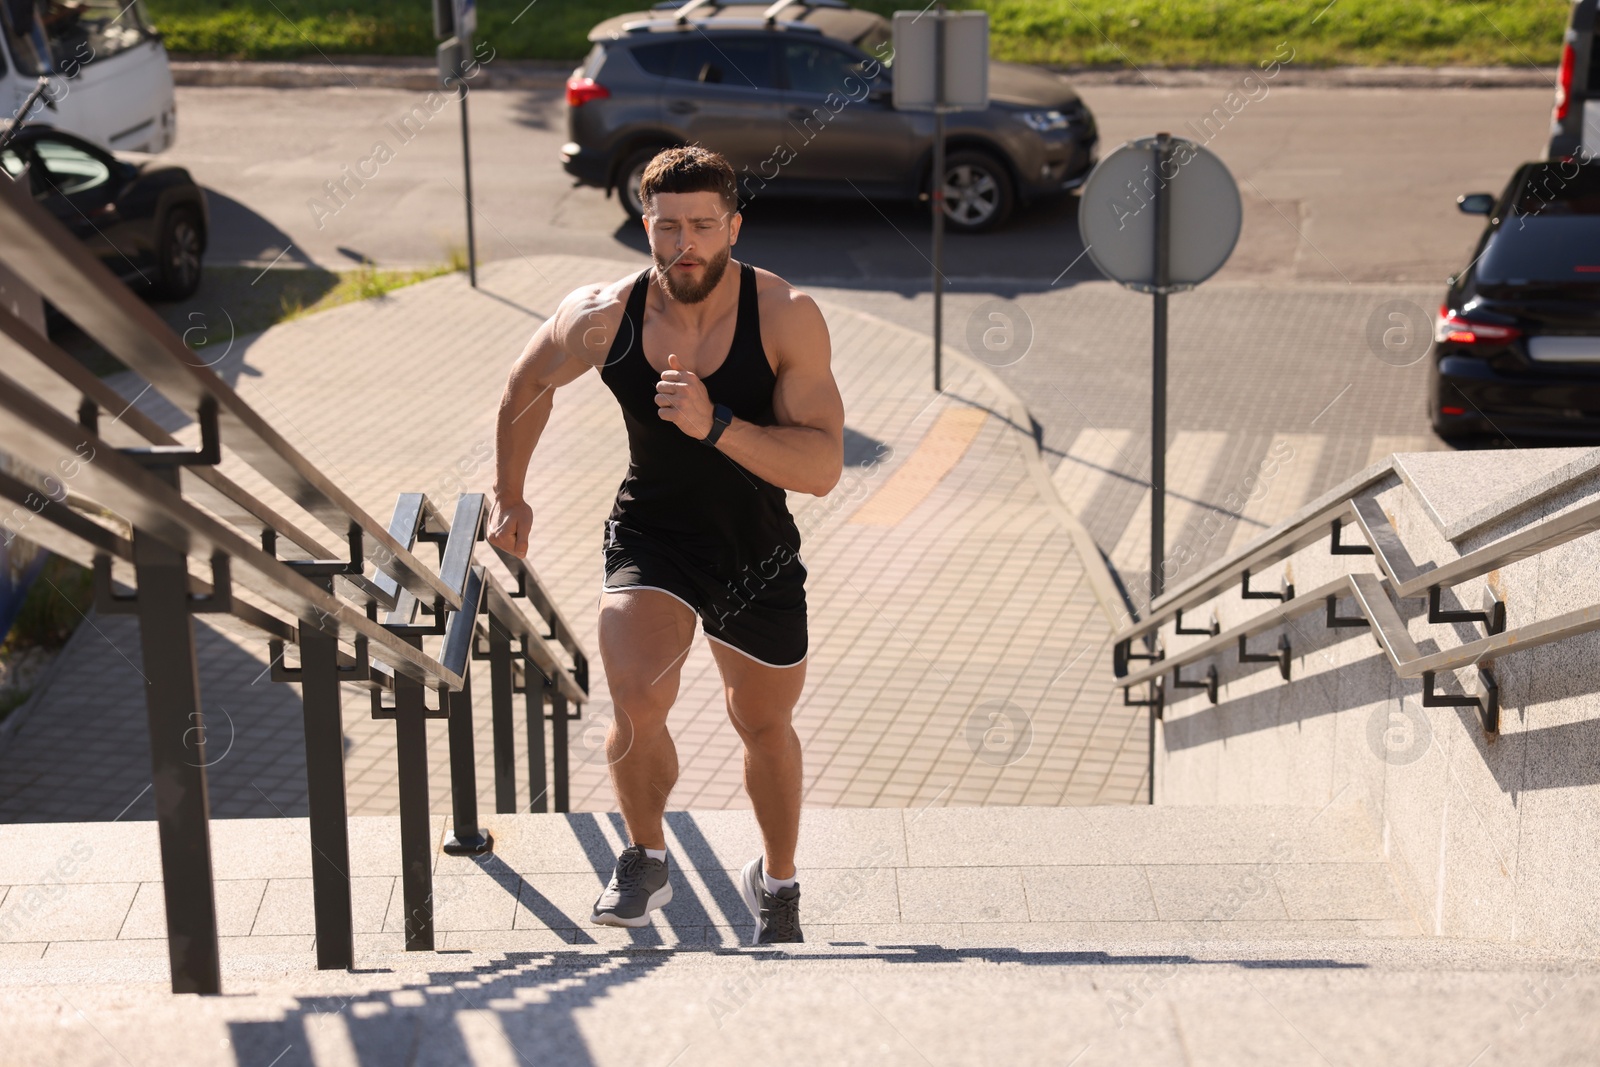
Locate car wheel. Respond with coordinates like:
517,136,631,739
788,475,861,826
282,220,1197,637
939,150,1014,233
154,207,203,300
617,146,670,222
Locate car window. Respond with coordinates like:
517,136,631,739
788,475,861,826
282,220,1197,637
631,41,674,78
851,18,893,66
0,148,24,178
47,0,157,71
32,138,111,196
782,42,867,96
645,36,779,90
1480,165,1600,284
1509,163,1600,217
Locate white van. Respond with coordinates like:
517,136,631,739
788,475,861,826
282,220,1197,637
2,0,176,154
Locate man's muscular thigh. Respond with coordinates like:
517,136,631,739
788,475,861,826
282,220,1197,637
598,587,697,718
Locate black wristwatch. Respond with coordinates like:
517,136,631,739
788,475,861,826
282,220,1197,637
702,403,733,447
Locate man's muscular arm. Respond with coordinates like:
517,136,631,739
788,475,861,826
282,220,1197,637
655,288,844,496
487,282,627,557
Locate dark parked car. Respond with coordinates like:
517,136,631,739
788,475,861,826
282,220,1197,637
0,124,206,299
561,0,1098,232
1550,0,1598,160
1431,160,1600,440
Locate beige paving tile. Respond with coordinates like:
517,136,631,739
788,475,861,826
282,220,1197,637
0,879,141,942
118,879,267,939
896,867,1030,924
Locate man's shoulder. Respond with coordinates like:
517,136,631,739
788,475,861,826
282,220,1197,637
553,270,647,364
560,270,645,315
750,265,820,323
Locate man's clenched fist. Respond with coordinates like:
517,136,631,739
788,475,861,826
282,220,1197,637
487,497,534,558
656,352,715,440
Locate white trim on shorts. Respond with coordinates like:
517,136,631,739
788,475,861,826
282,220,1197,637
599,583,699,616
704,631,807,669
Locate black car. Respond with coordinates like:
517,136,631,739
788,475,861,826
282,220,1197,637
0,125,207,299
1432,160,1600,440
561,0,1098,232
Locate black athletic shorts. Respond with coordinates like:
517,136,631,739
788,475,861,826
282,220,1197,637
600,519,808,668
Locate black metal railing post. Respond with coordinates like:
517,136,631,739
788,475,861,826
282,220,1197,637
524,663,549,813
293,613,355,970
129,467,222,995
488,620,517,813
388,635,438,951
550,679,570,814
443,660,491,855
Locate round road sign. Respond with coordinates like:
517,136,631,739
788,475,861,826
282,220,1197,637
1077,136,1242,293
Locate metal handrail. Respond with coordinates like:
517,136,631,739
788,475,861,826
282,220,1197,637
1119,477,1600,737
1114,468,1394,645
0,366,461,687
493,544,588,690
0,175,456,609
0,175,593,992
0,303,395,610
1117,458,1600,651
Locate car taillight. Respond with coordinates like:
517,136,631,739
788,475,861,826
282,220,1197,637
1554,40,1576,122
566,77,610,108
1435,306,1521,345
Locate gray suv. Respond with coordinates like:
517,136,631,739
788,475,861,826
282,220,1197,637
560,0,1098,232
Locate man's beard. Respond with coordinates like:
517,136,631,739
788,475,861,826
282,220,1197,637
654,244,731,304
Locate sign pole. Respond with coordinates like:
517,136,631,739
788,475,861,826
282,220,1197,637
460,69,478,288
1149,132,1172,608
930,4,947,393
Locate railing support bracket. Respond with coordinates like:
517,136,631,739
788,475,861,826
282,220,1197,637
1330,517,1374,556
1428,585,1506,637
1171,662,1219,705
1242,569,1294,602
1422,666,1499,738
1326,593,1369,629
1175,608,1220,636
1239,632,1292,681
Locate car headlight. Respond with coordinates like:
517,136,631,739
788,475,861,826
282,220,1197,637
1020,109,1075,132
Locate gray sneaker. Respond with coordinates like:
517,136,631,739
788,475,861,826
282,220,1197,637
738,857,803,944
591,845,673,928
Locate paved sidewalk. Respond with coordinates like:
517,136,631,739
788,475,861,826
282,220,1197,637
0,255,1146,823
818,281,1451,610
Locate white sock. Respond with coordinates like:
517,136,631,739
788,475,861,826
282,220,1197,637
643,847,666,862
763,868,797,895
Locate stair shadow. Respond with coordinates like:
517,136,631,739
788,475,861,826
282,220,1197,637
459,850,597,946
224,942,1363,1065
226,950,672,1067
664,810,754,932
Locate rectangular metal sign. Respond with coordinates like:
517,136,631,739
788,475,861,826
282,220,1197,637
892,10,989,112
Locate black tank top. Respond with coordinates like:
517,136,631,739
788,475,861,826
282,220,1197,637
599,262,802,576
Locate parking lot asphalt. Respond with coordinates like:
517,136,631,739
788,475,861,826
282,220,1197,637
162,81,1513,581
168,82,1551,286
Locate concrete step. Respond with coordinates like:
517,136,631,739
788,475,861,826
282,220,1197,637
7,806,1599,1064
0,803,1412,966
2,934,1596,1066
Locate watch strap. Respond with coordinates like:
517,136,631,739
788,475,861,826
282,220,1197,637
702,403,733,447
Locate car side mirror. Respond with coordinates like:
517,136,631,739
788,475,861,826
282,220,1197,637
1457,193,1494,215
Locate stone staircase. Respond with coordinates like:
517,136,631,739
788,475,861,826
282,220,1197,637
4,806,1597,1064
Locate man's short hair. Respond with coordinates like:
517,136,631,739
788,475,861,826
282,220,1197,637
639,146,738,215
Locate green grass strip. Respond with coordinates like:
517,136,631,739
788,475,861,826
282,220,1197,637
144,0,1565,68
